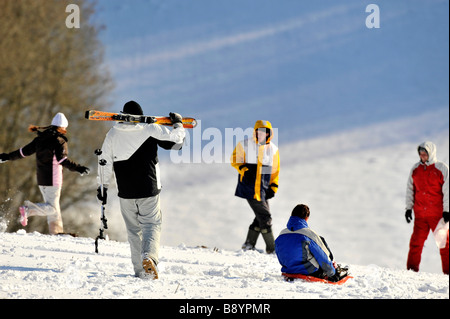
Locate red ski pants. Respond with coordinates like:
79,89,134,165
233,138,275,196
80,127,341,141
407,216,449,275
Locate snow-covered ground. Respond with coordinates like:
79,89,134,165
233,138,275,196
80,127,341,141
0,109,448,300
0,230,448,299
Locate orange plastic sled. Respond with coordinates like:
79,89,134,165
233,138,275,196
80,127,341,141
282,273,353,285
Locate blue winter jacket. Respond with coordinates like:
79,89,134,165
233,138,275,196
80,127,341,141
275,216,336,277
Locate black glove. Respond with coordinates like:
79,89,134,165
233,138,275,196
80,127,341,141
97,187,107,205
405,209,413,223
0,153,10,163
443,211,449,223
169,112,182,125
145,116,156,124
266,187,275,200
76,166,90,176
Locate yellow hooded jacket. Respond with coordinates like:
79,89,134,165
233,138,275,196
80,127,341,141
231,120,280,201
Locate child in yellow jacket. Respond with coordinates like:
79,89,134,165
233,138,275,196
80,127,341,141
231,120,280,253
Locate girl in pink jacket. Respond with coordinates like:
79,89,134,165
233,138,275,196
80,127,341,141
0,113,89,234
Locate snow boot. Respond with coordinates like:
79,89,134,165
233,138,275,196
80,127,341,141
142,257,158,280
242,227,260,250
335,264,349,279
261,228,275,254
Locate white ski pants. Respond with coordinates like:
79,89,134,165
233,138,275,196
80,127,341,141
25,185,63,234
119,195,162,276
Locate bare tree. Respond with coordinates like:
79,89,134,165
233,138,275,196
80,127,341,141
0,0,113,235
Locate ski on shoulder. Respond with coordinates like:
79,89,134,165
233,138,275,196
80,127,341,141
85,110,197,129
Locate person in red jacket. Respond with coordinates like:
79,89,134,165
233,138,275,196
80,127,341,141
0,113,89,234
405,141,449,274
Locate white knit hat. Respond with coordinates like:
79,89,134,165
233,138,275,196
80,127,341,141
51,113,69,128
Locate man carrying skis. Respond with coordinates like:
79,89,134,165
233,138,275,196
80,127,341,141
0,113,89,234
274,204,347,282
97,101,185,279
405,141,449,274
231,120,280,253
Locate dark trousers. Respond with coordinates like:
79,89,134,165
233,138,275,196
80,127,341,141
247,198,272,231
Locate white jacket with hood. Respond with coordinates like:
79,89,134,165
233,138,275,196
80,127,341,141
98,122,185,199
405,141,449,218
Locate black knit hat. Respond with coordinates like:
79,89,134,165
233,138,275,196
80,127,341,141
122,101,143,115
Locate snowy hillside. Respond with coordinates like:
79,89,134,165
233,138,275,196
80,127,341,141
0,230,448,300
87,108,449,274
1,0,447,305
1,109,448,300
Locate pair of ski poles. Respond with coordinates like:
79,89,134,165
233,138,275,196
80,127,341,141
94,149,108,254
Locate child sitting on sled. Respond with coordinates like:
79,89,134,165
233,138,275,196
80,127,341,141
275,204,348,282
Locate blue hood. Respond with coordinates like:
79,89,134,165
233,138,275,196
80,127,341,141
286,216,308,231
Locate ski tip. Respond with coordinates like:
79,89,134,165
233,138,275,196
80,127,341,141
182,118,197,128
